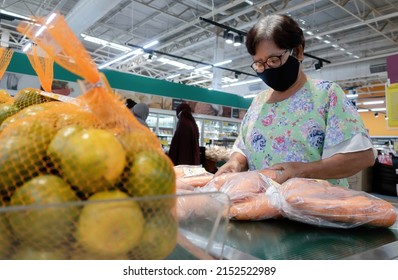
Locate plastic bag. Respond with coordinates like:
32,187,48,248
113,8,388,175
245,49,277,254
177,171,281,221
205,171,281,220
174,165,214,190
270,178,397,228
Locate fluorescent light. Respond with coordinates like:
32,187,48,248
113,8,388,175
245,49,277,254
323,40,331,44
213,59,232,67
332,44,339,48
340,48,345,51
362,100,384,105
357,109,369,112
244,94,257,99
45,13,57,25
166,74,181,79
98,49,143,69
158,57,194,70
194,65,212,72
371,108,386,112
244,0,254,5
34,25,46,37
221,78,262,88
306,31,314,35
143,40,158,49
81,34,131,52
316,36,323,40
346,94,357,99
0,9,33,21
22,42,32,52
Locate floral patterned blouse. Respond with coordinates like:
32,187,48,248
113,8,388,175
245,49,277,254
234,78,370,187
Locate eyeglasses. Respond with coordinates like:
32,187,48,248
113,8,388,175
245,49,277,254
250,49,290,73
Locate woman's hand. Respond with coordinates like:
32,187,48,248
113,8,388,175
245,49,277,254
214,152,248,176
268,162,304,184
269,148,376,184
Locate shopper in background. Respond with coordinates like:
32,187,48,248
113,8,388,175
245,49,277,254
125,98,137,110
132,103,150,128
215,14,375,187
168,103,200,166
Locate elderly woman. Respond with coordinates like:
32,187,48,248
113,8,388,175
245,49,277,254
216,14,375,186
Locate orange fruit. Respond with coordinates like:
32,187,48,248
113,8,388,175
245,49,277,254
0,89,13,104
0,104,20,125
7,175,79,249
54,128,126,194
0,117,58,199
13,88,51,110
0,215,12,259
130,211,177,259
123,149,175,197
11,246,67,260
75,190,144,258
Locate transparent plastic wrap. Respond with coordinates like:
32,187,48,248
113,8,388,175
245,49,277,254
269,178,398,228
174,165,214,190
0,193,229,260
177,170,281,221
175,192,230,259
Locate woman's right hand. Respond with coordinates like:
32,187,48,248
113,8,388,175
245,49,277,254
214,152,248,176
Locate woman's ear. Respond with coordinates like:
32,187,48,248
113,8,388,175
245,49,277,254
296,45,304,62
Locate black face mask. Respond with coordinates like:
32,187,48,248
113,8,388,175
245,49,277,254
257,55,300,92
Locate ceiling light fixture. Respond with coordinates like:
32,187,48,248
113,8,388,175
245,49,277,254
0,9,33,21
233,35,243,47
315,60,323,71
200,17,331,65
371,107,386,112
98,49,143,69
81,34,131,52
363,100,384,105
225,33,233,44
213,60,232,67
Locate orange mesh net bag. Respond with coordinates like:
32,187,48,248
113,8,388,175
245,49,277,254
0,47,13,81
26,44,54,92
0,48,15,113
0,13,177,260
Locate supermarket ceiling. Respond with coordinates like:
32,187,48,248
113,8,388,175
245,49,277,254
0,0,397,111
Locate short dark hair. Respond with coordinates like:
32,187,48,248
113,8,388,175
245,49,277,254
126,98,137,109
245,14,305,56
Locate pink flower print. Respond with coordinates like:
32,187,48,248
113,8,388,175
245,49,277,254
262,114,274,126
330,92,337,107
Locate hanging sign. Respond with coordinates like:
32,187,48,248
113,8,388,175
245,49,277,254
386,83,398,127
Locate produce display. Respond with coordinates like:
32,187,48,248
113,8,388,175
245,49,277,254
0,13,177,260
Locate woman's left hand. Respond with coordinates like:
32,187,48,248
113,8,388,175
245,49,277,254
268,162,305,184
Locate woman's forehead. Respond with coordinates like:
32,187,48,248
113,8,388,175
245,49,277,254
253,40,283,59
